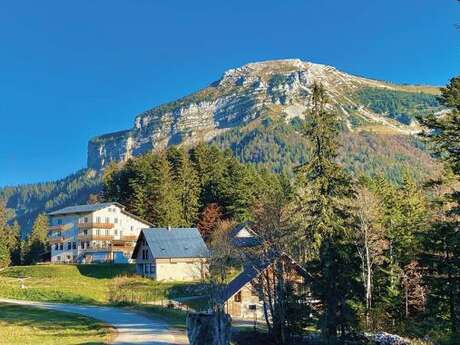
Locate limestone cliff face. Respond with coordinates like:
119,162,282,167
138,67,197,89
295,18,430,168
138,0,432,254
87,59,439,170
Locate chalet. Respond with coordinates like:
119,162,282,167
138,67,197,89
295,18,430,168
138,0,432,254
220,253,308,320
227,222,261,248
47,202,152,264
132,228,209,282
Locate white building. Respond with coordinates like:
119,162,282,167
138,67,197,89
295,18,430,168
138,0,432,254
47,202,152,264
132,228,209,281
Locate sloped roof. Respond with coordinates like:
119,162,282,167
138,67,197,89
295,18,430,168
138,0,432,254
220,253,309,303
228,222,261,248
134,228,209,259
49,202,118,215
48,202,152,226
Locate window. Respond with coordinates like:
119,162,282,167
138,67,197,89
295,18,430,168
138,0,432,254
120,230,123,236
81,242,85,249
57,219,62,225
67,242,71,250
55,243,58,250
57,256,61,261
114,218,118,224
105,217,110,223
83,229,88,235
72,242,77,250
114,229,118,235
59,243,63,250
96,229,100,236
234,291,242,303
84,217,88,223
130,226,134,231
96,216,101,223
105,229,109,236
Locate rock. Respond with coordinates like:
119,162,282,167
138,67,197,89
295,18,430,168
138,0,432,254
86,59,439,170
373,331,409,345
186,312,232,345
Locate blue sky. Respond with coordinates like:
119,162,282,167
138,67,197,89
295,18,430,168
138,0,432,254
0,0,459,186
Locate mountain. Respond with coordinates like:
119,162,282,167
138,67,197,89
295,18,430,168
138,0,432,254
1,59,443,235
87,59,441,181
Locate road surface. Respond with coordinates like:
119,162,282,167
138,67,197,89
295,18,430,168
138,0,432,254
0,298,188,344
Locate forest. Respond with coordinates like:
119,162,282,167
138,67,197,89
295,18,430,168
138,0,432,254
102,79,459,344
0,77,459,344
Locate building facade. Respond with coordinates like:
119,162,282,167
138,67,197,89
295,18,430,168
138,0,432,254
222,254,308,320
48,202,152,264
132,228,209,281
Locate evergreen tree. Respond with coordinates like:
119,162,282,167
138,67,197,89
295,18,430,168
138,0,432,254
418,76,460,338
7,221,21,266
0,202,11,268
296,83,359,340
146,153,182,227
22,213,49,265
167,147,200,226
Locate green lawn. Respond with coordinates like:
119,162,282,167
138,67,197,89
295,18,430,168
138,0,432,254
0,303,112,345
0,264,209,305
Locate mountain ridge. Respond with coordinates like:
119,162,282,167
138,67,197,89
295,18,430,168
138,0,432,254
87,58,441,170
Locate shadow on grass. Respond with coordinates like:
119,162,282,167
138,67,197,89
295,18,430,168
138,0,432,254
76,264,136,279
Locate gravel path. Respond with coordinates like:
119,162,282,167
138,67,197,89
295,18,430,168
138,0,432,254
0,298,188,344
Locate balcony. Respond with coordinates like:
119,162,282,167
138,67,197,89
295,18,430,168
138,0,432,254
78,233,114,241
76,222,114,230
48,236,65,244
47,224,72,233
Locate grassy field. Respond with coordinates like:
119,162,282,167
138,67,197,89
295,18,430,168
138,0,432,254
0,302,112,345
0,264,209,306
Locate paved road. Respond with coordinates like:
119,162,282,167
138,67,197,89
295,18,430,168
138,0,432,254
0,298,188,345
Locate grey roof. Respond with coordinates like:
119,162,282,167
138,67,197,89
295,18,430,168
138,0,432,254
48,202,123,216
134,228,209,259
219,262,267,303
228,222,261,248
219,253,309,303
48,202,153,226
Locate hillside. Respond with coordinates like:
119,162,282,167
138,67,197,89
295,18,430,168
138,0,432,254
0,264,206,305
1,59,442,236
0,169,101,236
88,59,442,175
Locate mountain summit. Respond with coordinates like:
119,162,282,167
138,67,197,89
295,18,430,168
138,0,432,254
88,59,441,175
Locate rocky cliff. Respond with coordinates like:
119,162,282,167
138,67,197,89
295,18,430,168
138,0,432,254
87,59,441,171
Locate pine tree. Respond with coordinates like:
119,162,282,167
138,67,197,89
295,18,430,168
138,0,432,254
296,83,359,339
146,153,182,227
418,76,460,337
0,202,11,268
167,147,200,226
22,214,49,265
7,221,21,266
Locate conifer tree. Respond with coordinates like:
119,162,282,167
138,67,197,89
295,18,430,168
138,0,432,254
146,153,182,227
167,147,200,226
296,83,359,339
22,214,49,265
0,202,11,268
418,76,460,337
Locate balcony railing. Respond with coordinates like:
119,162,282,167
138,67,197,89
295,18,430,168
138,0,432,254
47,224,72,233
76,222,114,229
48,236,65,244
78,234,114,241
